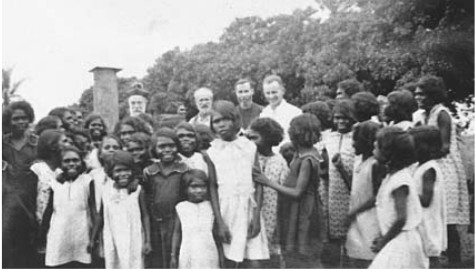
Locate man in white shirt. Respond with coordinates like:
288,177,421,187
259,75,302,145
189,87,213,127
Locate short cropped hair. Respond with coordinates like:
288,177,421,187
289,113,321,148
409,125,443,160
337,79,363,97
234,78,254,90
263,75,285,90
416,75,448,104
3,101,35,130
376,126,416,171
249,117,284,147
385,90,417,122
351,92,380,122
301,101,332,130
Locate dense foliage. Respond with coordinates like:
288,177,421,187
78,0,474,115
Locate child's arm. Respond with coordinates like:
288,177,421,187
371,185,408,253
139,188,152,254
88,181,96,220
255,158,312,198
202,151,231,243
346,197,376,226
170,215,182,269
437,110,452,156
332,153,352,190
371,161,387,196
87,202,104,254
38,189,54,244
419,168,436,207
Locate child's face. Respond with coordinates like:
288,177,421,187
74,134,91,152
126,141,146,163
88,119,104,139
61,150,82,180
58,134,73,149
176,128,197,156
212,112,236,141
186,177,208,203
119,124,135,144
155,136,177,163
333,112,352,133
101,137,121,159
111,164,132,188
247,129,266,154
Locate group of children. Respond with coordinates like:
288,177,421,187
2,75,472,269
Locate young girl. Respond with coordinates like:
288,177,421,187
207,100,269,268
143,128,189,268
345,120,382,268
254,113,323,268
369,126,428,268
170,169,220,269
126,132,152,183
384,90,417,131
175,121,209,175
41,146,94,268
409,126,447,267
247,117,290,267
323,99,355,265
89,150,151,269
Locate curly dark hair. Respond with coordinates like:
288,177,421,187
48,107,70,120
249,117,284,147
353,120,381,155
384,90,417,123
35,115,61,136
84,114,108,134
408,125,443,161
97,135,123,166
2,101,35,132
149,127,179,159
332,99,356,123
376,126,416,171
301,101,332,130
416,75,448,104
58,146,87,183
175,121,202,153
337,79,363,98
114,116,152,137
37,129,63,161
351,92,380,122
289,113,321,148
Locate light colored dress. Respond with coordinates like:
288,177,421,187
207,137,269,262
324,131,355,239
414,160,447,257
257,153,289,255
179,152,208,176
391,120,414,131
425,104,470,225
102,181,143,269
45,174,92,266
31,161,59,226
346,156,380,260
369,168,428,269
176,201,219,269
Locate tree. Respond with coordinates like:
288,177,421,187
2,68,25,108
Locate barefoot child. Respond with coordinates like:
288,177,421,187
409,126,447,267
88,150,151,269
207,100,269,268
254,113,323,268
247,117,290,267
170,169,220,268
345,120,382,268
41,146,94,268
369,127,428,268
143,128,189,268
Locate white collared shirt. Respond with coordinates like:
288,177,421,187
260,99,302,144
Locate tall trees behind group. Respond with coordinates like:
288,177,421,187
77,0,474,116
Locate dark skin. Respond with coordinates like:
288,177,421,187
436,111,451,156
415,144,436,207
332,153,352,191
10,109,30,150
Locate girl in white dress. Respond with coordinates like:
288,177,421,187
369,126,428,268
409,126,447,267
170,169,221,268
42,146,94,268
345,121,382,268
88,150,151,269
207,100,270,268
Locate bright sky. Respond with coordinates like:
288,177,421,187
3,0,329,120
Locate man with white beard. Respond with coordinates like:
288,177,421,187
127,82,149,117
189,87,214,128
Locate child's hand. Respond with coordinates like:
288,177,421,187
331,153,343,167
218,222,232,244
170,256,178,269
86,241,94,254
344,211,357,227
371,236,385,253
247,218,261,239
127,178,140,193
143,242,152,255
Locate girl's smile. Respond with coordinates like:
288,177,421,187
61,150,82,180
155,136,178,162
111,164,132,188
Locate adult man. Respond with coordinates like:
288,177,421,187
234,78,262,133
259,75,301,144
127,82,149,117
189,87,213,127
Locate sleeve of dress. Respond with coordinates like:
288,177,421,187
36,179,52,225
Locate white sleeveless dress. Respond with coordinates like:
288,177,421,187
369,168,428,269
176,201,219,268
414,160,447,257
207,137,269,262
102,182,143,269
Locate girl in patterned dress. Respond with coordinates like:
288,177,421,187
41,146,94,268
170,169,220,269
88,150,151,269
409,126,447,268
369,126,428,269
414,76,470,266
323,99,355,266
247,117,290,267
254,113,324,268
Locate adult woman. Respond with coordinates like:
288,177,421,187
414,75,470,266
114,116,152,146
84,114,108,149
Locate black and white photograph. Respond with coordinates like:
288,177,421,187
2,0,474,269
